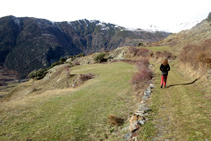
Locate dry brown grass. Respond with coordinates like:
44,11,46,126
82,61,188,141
108,115,125,126
154,50,176,60
179,39,211,75
0,87,75,112
148,20,211,52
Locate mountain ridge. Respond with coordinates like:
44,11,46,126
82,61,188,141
148,18,211,50
0,15,171,78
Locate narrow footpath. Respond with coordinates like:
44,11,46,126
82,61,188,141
150,61,211,140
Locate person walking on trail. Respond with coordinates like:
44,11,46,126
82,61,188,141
160,59,170,88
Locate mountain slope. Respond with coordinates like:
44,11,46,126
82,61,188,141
0,16,171,78
149,18,211,51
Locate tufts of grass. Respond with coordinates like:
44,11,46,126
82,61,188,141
107,115,125,126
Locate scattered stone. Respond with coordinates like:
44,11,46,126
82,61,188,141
142,113,149,116
149,84,155,89
140,100,145,104
129,114,141,132
146,87,152,93
132,137,138,141
124,132,132,140
138,107,151,113
137,104,151,112
125,84,154,139
139,120,145,125
144,91,151,96
142,95,149,100
134,112,145,117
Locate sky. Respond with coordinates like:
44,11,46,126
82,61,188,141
0,0,210,32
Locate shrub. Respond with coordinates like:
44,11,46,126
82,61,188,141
79,73,95,82
131,68,153,85
48,59,65,69
207,12,211,22
136,59,150,70
77,53,85,58
108,115,124,126
129,47,138,56
155,51,176,60
94,53,106,63
137,42,144,47
180,39,211,71
136,48,150,57
28,69,48,80
129,47,150,57
69,53,85,61
60,57,66,63
28,57,69,80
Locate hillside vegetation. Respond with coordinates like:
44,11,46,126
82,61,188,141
0,16,170,78
0,62,138,140
1,13,211,140
0,44,210,140
149,18,211,53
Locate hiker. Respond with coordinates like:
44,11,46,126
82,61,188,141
160,59,170,88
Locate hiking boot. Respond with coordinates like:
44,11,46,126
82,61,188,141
161,85,163,88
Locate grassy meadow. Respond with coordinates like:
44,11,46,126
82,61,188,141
0,62,137,140
138,49,211,140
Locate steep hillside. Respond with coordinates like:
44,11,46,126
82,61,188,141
149,17,211,52
0,16,171,78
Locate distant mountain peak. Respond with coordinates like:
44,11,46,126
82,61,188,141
139,21,201,33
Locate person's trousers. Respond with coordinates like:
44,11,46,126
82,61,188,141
161,75,168,86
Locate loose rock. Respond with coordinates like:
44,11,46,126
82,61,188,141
124,132,132,140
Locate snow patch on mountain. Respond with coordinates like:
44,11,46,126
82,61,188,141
12,17,20,26
140,21,201,33
96,21,110,30
83,19,89,27
67,22,78,31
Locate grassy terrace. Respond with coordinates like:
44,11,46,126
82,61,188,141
0,62,137,140
138,46,211,140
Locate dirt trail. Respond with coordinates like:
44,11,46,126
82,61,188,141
150,61,211,140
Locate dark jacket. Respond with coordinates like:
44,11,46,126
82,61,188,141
160,64,170,76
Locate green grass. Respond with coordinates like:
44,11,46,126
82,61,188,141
142,61,211,140
138,46,170,52
0,62,137,140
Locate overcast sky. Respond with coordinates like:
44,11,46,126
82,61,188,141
1,0,210,32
